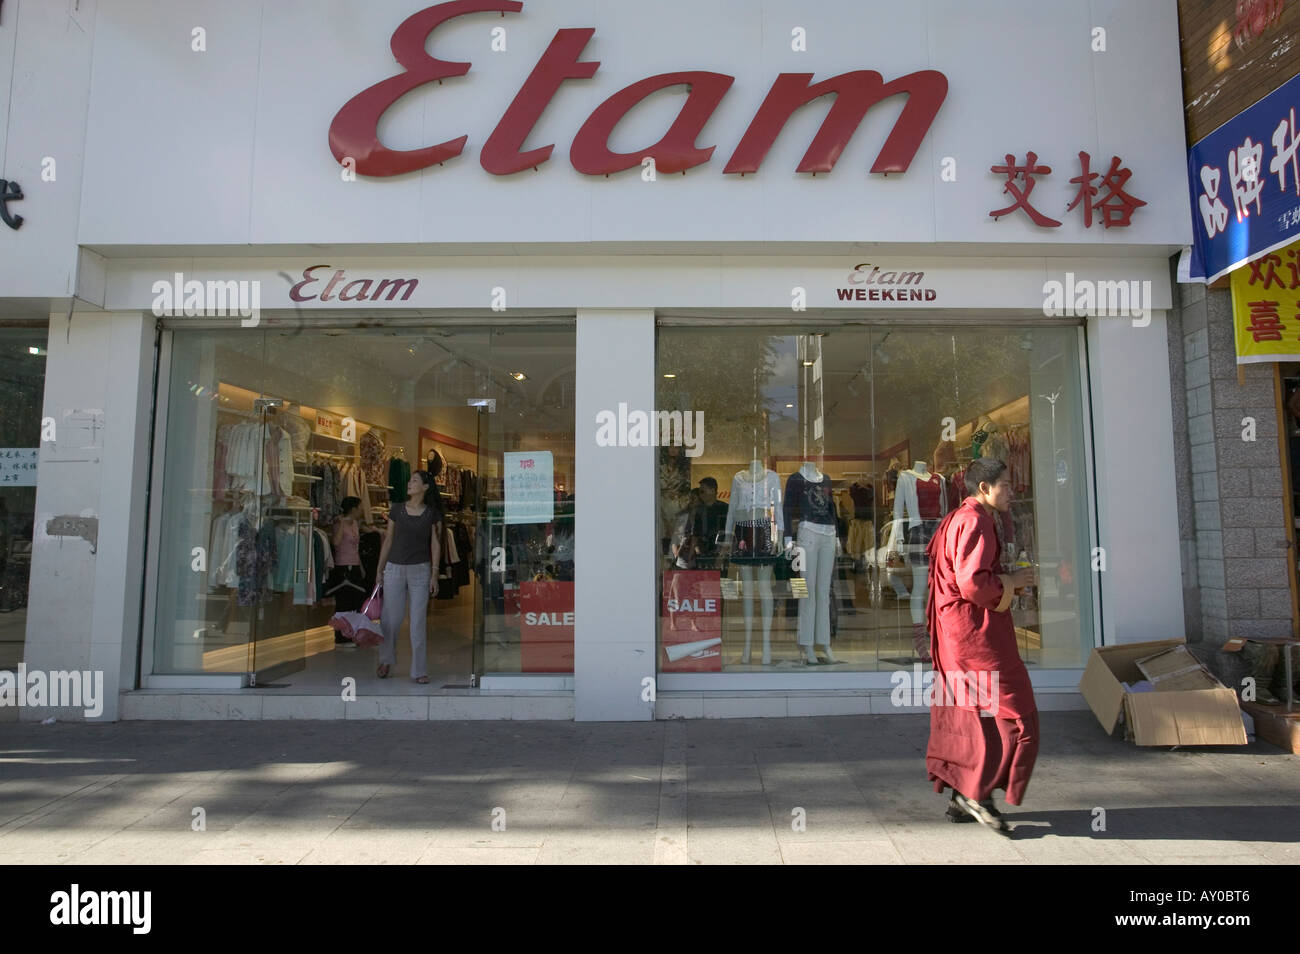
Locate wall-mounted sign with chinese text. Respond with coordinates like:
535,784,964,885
1185,71,1300,283
0,448,39,485
1230,237,1300,362
989,151,1145,229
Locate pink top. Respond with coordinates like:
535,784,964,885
334,520,360,566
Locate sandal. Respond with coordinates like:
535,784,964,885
377,663,390,678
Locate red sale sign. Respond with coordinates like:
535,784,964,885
519,580,574,672
661,570,723,672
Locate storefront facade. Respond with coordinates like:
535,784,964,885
2,0,1192,721
1166,0,1300,743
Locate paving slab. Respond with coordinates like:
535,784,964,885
0,712,1294,864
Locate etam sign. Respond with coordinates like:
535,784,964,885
329,0,948,179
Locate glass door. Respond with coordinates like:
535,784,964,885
150,324,312,683
245,395,309,686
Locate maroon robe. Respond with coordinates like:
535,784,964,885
924,497,1038,805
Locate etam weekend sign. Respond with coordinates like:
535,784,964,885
329,0,948,179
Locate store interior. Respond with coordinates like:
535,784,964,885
153,325,575,691
656,324,1094,673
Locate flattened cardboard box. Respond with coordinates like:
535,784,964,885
1078,638,1247,746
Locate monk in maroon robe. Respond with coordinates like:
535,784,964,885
923,457,1038,831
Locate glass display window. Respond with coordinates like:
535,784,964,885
656,323,1093,673
149,324,575,685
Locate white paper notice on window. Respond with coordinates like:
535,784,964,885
0,448,39,486
504,451,554,525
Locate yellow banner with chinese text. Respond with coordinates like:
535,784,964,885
1231,240,1300,363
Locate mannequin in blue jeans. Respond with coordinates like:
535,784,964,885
375,470,442,683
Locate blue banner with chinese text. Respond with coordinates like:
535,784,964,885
1186,71,1300,283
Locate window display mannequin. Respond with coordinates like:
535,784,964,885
725,459,783,665
972,416,1010,464
893,460,948,662
784,460,838,664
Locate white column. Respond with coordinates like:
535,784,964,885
574,309,656,721
1087,311,1185,644
22,310,154,721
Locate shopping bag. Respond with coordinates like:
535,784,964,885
361,583,383,621
330,611,383,648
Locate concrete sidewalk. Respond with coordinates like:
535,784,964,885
0,711,1296,864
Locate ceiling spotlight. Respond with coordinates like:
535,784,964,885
786,403,794,408
510,371,528,381
802,360,814,367
662,373,676,378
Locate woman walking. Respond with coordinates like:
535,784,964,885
375,470,442,683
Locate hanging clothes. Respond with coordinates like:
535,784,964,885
279,409,313,463
292,525,312,605
389,456,410,503
459,468,475,510
236,516,278,606
208,508,243,589
359,529,383,592
223,420,292,497
1005,426,1032,495
452,522,472,587
272,525,297,592
360,429,386,485
213,424,232,498
436,522,460,600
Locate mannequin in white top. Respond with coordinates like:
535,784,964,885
786,460,839,664
891,460,947,661
726,459,782,666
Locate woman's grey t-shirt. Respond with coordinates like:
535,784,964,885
388,502,440,565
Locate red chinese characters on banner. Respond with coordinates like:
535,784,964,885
661,570,722,672
992,150,1145,228
1248,250,1300,289
1244,299,1284,341
1239,249,1300,343
519,580,574,672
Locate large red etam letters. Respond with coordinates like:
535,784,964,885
328,0,948,178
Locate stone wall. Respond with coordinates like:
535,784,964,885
1173,276,1294,643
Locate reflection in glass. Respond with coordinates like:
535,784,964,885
152,326,575,683
657,325,1092,673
